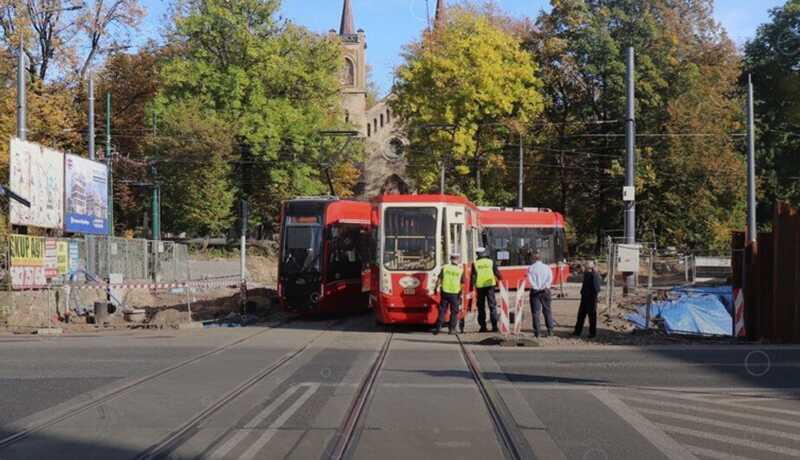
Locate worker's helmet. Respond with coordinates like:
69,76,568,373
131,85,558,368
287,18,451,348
477,247,487,256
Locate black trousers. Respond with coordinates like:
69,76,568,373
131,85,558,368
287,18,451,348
529,289,554,335
437,294,461,331
476,287,498,329
574,295,598,336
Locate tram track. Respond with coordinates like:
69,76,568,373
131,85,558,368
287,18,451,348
0,316,316,453
135,317,352,460
326,331,394,460
457,335,537,460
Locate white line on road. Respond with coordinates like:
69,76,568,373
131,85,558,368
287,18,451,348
619,395,800,430
636,407,800,442
239,383,320,460
658,423,800,457
590,390,699,460
640,389,800,419
208,385,302,460
686,445,759,460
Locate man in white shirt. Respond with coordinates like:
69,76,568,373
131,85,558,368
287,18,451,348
527,251,554,337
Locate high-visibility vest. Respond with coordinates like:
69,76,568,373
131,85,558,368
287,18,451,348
474,258,497,289
441,264,463,294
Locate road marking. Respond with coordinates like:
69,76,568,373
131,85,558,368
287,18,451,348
239,383,320,460
636,407,800,442
641,390,800,419
208,385,302,460
658,423,800,457
590,390,698,460
619,395,800,429
687,445,759,460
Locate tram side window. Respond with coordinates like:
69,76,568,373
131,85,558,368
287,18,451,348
485,227,559,266
327,224,362,281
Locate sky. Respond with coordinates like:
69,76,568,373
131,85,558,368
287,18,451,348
139,0,787,95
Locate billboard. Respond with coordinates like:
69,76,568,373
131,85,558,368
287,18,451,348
65,154,109,234
9,138,64,229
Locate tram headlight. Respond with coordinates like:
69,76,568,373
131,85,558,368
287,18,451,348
381,271,392,295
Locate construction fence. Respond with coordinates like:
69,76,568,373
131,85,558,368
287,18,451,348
733,202,800,342
2,234,190,290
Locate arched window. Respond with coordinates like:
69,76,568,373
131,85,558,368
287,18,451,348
342,58,355,86
387,109,391,122
367,123,371,137
345,110,350,123
380,114,384,127
374,119,377,133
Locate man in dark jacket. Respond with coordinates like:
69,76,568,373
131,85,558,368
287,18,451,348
574,261,602,338
471,248,503,333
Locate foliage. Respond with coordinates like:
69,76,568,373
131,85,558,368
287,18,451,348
744,0,800,226
150,100,236,236
527,0,745,253
390,8,544,204
155,0,360,233
0,0,144,82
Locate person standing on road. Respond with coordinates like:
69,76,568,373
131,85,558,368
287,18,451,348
574,261,602,338
527,251,554,337
434,254,465,335
471,248,502,333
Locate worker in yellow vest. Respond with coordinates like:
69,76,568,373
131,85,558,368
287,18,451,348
434,254,465,335
471,248,503,333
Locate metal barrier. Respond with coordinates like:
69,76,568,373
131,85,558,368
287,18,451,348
5,234,190,290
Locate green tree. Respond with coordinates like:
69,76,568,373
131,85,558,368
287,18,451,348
390,8,544,204
155,0,358,233
529,0,744,253
744,0,800,225
152,101,236,237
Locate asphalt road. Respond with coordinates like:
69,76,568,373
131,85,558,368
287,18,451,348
1,317,799,460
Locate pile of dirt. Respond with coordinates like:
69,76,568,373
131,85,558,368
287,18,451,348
148,308,192,326
247,255,277,286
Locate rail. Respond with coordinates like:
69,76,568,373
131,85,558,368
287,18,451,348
457,335,537,460
327,331,394,460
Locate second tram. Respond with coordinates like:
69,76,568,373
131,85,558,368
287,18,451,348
479,207,569,288
278,197,372,315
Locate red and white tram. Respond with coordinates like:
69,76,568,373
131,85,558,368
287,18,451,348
478,207,569,289
278,197,372,315
369,195,482,325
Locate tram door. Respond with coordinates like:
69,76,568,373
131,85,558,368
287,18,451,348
445,206,468,314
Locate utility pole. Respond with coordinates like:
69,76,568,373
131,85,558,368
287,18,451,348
746,74,757,244
16,36,26,140
106,93,114,236
440,157,446,194
88,73,95,160
623,47,636,293
518,133,524,208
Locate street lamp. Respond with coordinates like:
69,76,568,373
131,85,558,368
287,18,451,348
16,4,84,140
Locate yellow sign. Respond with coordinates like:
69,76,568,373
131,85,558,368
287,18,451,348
57,241,69,275
9,235,45,267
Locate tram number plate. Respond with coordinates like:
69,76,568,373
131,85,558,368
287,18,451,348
403,288,416,296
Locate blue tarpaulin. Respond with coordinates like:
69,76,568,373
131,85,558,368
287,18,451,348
627,286,733,336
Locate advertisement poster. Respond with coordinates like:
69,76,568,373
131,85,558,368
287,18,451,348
9,138,65,229
9,235,47,289
57,242,69,275
44,239,58,278
65,154,109,234
69,241,82,273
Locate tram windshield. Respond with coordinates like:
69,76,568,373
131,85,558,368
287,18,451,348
483,227,566,266
383,207,438,271
280,201,326,275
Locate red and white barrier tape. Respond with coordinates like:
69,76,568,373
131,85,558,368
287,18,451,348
62,277,243,291
733,288,746,337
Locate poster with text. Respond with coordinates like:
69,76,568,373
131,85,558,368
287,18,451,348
9,138,64,229
9,235,47,289
65,154,109,234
